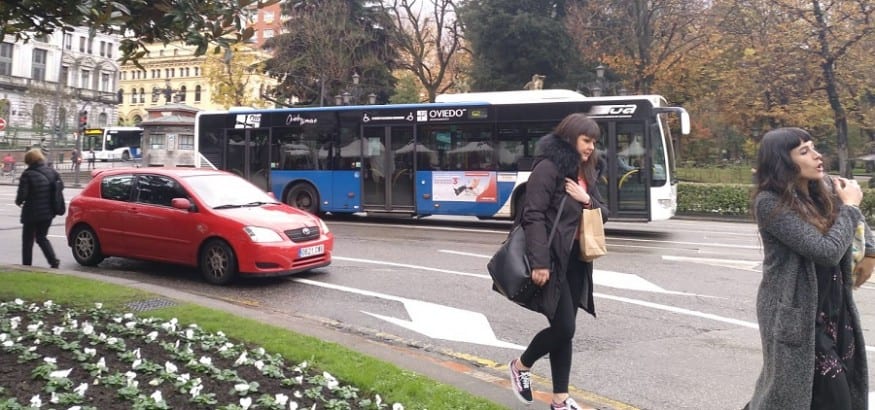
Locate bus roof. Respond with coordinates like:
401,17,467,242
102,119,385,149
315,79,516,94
436,89,669,107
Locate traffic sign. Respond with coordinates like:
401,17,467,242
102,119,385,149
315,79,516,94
0,118,6,131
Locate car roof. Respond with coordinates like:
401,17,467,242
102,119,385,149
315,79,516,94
91,167,229,179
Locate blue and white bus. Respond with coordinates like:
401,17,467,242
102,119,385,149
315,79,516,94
82,126,143,161
194,90,689,221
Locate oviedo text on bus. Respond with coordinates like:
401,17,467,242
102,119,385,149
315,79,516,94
193,89,690,222
82,126,144,162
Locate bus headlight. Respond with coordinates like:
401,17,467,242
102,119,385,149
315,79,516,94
243,226,284,243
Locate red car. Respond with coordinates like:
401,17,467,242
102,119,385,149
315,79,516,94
65,168,334,285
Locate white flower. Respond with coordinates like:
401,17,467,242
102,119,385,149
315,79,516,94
44,357,57,364
234,383,250,393
294,375,303,384
185,329,195,339
14,298,24,305
123,313,134,320
81,322,94,335
164,361,178,374
68,319,78,329
254,347,265,356
68,406,82,410
9,317,20,330
134,348,141,359
106,337,118,345
96,357,107,370
132,359,142,369
150,390,164,403
43,300,53,308
253,360,264,370
240,397,252,410
149,378,161,386
97,333,107,341
376,395,382,406
189,384,203,398
178,373,191,383
0,333,6,342
74,383,88,396
52,326,65,336
50,392,59,403
29,394,41,407
94,302,103,309
234,351,248,366
392,404,405,410
289,401,298,410
275,393,289,405
83,348,96,357
293,390,302,398
125,371,137,381
49,368,72,379
112,316,122,324
146,331,159,342
2,340,13,347
27,321,43,332
322,371,338,390
198,356,212,366
218,342,234,352
125,321,137,329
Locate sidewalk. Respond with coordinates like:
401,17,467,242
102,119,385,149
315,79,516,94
2,264,620,410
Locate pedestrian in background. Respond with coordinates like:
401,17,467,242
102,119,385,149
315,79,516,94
14,148,60,268
507,113,608,410
70,148,81,172
746,127,875,409
87,148,96,170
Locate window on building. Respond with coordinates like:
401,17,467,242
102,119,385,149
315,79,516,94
173,49,178,56
179,85,187,102
194,85,202,102
80,69,90,89
118,89,124,104
159,50,164,57
87,39,93,54
63,33,72,50
152,87,160,103
264,10,275,23
58,107,67,130
31,49,47,81
194,67,199,76
133,114,142,124
60,65,68,86
263,29,275,40
99,41,105,57
179,134,194,150
101,73,110,92
79,37,85,52
98,112,108,127
139,88,145,103
0,43,13,76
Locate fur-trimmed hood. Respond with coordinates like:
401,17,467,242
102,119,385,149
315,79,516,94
533,133,580,178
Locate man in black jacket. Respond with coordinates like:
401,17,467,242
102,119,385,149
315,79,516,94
15,148,60,268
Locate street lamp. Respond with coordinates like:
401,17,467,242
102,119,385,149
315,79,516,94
335,71,376,105
153,79,183,104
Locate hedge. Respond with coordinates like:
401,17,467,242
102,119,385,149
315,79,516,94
678,183,875,226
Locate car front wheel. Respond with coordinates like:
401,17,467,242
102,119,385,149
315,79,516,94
71,226,105,266
199,239,238,285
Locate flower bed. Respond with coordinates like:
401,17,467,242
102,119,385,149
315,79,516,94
0,299,403,410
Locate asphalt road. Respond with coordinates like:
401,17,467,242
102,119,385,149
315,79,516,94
3,184,875,409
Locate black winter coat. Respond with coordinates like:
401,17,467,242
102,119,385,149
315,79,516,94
520,134,609,320
15,162,59,224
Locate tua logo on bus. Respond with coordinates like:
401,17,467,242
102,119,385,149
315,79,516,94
589,105,637,116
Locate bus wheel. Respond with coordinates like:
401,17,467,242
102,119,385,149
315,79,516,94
121,151,130,161
71,226,105,266
199,239,238,285
286,183,319,214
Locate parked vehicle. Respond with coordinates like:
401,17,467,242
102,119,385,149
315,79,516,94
64,167,333,284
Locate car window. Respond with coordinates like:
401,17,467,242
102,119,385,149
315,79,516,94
101,174,134,201
135,175,188,207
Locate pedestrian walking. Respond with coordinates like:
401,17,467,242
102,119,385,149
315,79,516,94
745,127,875,409
87,148,95,170
70,148,81,172
14,148,60,268
507,113,608,410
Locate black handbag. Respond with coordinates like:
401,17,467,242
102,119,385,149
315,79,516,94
487,196,566,305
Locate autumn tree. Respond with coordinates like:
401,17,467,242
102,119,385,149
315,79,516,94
387,0,466,102
262,0,399,106
202,45,273,109
1,0,279,64
457,0,581,91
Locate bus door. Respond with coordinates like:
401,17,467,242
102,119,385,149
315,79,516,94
599,121,649,220
224,128,271,192
361,125,415,212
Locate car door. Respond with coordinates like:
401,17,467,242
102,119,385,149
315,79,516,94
128,174,200,264
95,174,135,256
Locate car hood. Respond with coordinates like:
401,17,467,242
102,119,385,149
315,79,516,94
212,204,320,230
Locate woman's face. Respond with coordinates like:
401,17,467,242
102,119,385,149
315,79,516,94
790,140,824,181
576,134,596,163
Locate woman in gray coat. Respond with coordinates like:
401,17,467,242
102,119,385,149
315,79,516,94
747,127,875,409
507,113,608,410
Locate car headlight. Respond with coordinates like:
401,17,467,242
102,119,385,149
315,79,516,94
243,226,284,243
316,218,330,234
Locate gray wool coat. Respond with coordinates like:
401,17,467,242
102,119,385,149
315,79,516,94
748,187,873,410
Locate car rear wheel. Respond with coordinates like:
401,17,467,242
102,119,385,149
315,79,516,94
286,183,319,214
199,239,238,285
71,226,105,266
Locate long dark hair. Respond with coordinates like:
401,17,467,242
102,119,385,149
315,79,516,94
752,127,837,232
553,113,601,185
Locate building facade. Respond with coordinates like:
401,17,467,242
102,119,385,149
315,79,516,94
0,27,121,147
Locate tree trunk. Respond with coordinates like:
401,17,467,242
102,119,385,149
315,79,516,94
813,0,851,177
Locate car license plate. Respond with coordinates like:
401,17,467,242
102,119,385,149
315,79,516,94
299,244,324,258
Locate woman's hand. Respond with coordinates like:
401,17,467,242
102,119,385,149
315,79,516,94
531,268,550,287
565,178,590,205
834,177,863,207
854,256,875,288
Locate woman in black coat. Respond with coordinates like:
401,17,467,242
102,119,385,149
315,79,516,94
15,148,60,268
507,113,609,410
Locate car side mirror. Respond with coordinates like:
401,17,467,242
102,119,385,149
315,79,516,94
171,198,194,211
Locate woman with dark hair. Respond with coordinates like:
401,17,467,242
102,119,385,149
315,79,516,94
507,113,608,410
746,127,875,409
15,148,60,268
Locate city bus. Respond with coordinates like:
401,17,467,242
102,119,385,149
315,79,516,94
82,126,143,161
194,89,689,221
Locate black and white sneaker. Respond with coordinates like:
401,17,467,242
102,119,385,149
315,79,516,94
508,358,533,404
550,397,583,410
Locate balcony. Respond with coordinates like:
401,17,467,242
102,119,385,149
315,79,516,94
0,75,117,104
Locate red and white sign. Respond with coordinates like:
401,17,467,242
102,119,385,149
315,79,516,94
0,118,6,131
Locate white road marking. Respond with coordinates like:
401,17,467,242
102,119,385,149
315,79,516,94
662,255,762,272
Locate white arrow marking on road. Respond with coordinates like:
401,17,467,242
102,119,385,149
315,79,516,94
662,255,762,272
291,277,525,350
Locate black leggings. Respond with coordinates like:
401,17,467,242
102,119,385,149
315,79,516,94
520,250,588,393
22,219,56,266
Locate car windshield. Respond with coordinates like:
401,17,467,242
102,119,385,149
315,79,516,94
185,174,279,209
